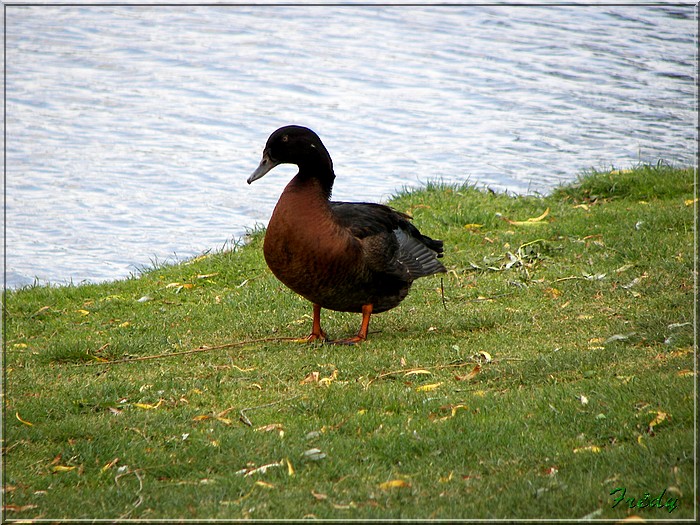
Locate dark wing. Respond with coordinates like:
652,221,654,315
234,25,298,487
330,201,445,280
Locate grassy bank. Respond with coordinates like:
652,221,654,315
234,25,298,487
2,164,696,520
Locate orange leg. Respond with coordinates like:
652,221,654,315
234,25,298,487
333,304,373,345
304,303,327,342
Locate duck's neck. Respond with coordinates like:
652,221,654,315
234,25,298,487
296,144,335,199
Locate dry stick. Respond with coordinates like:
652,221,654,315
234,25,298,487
79,337,300,366
553,276,585,283
367,361,474,386
238,394,302,427
116,469,144,519
366,356,523,388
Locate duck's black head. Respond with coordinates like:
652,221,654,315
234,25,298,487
247,125,334,188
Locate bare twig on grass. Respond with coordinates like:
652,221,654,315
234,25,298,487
115,468,144,519
238,394,302,427
366,361,474,388
77,337,300,366
365,355,523,388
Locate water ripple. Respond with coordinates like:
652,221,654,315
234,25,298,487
5,5,696,287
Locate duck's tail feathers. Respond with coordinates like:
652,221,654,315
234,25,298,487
394,227,446,278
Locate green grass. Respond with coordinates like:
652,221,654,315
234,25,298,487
2,163,696,520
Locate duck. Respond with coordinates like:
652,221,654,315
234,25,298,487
247,125,445,343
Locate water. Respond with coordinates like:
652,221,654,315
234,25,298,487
4,4,697,288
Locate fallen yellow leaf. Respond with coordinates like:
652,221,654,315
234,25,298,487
255,423,284,433
404,369,432,377
463,223,484,231
301,370,338,386
15,411,33,426
684,197,698,206
432,404,470,422
187,254,211,264
33,305,51,316
615,263,635,274
455,365,480,381
379,479,411,490
439,471,454,483
544,287,562,298
165,282,194,292
284,457,295,476
255,480,275,489
77,309,90,316
478,350,492,363
535,206,551,219
588,337,605,350
319,369,339,386
648,410,670,432
573,445,601,453
101,458,119,472
52,465,77,472
416,382,443,392
450,405,469,417
133,399,164,410
506,207,550,226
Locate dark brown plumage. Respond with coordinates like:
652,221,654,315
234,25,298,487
247,125,445,343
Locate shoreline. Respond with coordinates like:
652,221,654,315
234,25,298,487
6,161,694,292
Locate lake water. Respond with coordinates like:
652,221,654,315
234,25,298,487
4,4,697,288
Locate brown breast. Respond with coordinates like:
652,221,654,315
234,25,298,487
263,177,365,309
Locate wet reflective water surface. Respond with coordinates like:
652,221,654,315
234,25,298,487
5,5,697,287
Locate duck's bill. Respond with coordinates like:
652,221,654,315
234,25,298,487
247,151,280,184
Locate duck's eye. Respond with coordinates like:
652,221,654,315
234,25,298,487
281,135,289,143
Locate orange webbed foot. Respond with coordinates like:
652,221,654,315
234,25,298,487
329,334,366,345
303,329,328,343
291,304,327,343
296,304,373,345
330,304,373,345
